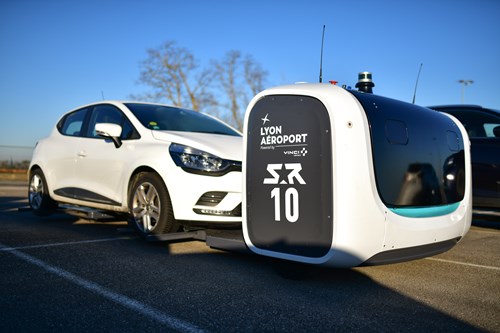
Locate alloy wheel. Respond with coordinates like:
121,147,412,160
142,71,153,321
29,174,44,210
131,182,161,233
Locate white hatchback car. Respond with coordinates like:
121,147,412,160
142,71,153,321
28,101,242,236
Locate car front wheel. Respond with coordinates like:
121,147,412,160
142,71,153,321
28,168,58,215
128,172,179,236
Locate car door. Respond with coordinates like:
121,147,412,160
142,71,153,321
47,107,88,195
73,104,138,207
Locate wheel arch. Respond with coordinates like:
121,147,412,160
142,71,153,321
127,166,164,198
127,166,179,234
28,164,46,188
29,164,42,174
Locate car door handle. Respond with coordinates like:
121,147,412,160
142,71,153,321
77,151,87,158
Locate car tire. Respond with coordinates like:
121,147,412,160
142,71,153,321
28,168,58,216
128,172,179,236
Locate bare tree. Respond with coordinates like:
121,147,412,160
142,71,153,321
244,54,267,96
132,42,268,130
131,41,214,111
212,51,268,130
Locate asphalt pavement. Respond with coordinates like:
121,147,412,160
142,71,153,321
0,183,499,332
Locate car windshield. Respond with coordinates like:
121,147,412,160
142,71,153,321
124,103,241,137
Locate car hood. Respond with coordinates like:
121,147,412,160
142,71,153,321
152,131,242,161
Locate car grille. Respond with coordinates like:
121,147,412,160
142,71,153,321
195,192,227,207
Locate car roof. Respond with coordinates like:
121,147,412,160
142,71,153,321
428,104,500,116
72,100,185,110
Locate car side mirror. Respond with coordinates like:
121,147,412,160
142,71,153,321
95,123,123,148
493,125,500,138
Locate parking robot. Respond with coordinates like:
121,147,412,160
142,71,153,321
242,79,472,268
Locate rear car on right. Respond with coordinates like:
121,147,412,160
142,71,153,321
429,105,500,211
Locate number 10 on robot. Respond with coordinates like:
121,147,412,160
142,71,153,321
263,163,306,223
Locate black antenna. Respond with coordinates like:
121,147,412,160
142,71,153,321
101,90,105,100
412,63,423,104
319,25,325,83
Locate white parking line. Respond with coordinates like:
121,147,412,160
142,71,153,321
426,257,500,271
0,242,206,333
0,237,133,251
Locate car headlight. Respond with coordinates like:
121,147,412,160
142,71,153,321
169,143,241,176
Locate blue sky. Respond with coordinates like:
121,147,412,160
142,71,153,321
1,0,499,153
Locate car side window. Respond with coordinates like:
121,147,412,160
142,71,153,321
87,105,123,138
484,123,500,138
120,116,140,140
86,104,140,140
448,110,500,138
58,108,88,136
